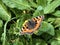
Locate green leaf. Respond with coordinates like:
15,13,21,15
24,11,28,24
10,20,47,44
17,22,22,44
44,0,60,14
49,38,60,45
46,23,55,36
47,18,55,24
39,21,49,32
47,0,52,5
55,30,60,40
0,3,11,21
13,38,23,45
55,18,60,24
53,10,60,17
2,0,32,10
33,6,44,17
0,20,3,28
51,40,60,45
33,39,47,45
36,0,47,8
54,18,60,28
29,0,38,8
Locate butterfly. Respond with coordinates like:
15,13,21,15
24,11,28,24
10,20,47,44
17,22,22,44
20,15,44,35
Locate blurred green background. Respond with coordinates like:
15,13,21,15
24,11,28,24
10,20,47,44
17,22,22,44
0,0,60,45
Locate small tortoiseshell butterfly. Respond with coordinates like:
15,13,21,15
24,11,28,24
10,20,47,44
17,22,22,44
20,15,44,35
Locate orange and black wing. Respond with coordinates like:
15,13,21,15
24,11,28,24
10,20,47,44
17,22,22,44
20,16,44,35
